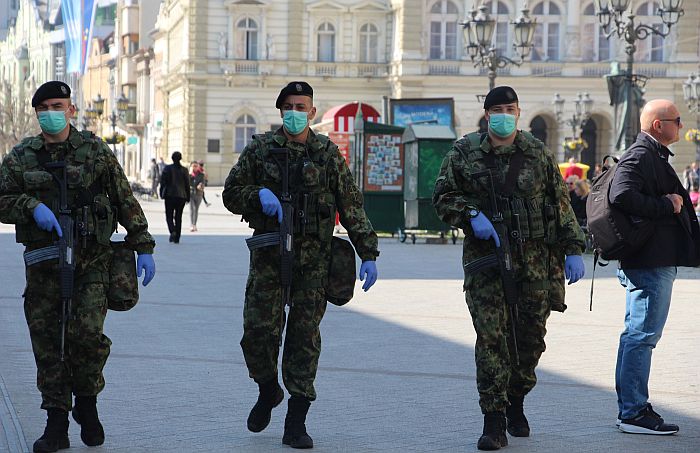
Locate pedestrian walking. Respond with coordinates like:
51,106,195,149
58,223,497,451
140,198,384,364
0,81,156,453
433,86,586,450
573,179,590,225
159,151,190,243
682,161,699,191
610,99,700,435
198,160,212,207
189,161,205,231
223,80,379,449
148,157,160,198
157,156,165,176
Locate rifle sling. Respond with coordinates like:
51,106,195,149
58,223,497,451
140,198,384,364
482,147,526,197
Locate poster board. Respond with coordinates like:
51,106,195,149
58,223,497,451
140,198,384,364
364,133,403,192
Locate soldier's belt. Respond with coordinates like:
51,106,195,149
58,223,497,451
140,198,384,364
245,232,280,251
24,245,59,266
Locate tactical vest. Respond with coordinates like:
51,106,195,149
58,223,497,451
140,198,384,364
463,131,559,245
244,132,337,239
13,131,115,246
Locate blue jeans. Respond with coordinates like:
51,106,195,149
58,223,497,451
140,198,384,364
615,266,676,419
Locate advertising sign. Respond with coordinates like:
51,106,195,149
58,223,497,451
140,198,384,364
389,98,455,129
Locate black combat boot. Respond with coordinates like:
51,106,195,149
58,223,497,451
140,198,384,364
247,378,284,432
33,408,70,453
506,395,530,437
72,395,105,446
282,396,313,449
477,411,508,451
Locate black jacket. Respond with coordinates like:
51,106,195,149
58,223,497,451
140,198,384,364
610,133,700,269
160,163,190,201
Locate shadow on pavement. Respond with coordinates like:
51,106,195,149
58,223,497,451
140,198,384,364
0,233,698,452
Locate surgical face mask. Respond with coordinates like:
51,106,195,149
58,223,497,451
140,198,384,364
488,113,517,138
38,109,69,134
283,110,309,135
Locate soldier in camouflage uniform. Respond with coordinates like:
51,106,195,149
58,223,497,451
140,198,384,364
433,87,585,450
223,81,379,449
0,81,156,453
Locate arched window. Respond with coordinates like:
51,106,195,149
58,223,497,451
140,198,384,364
581,118,597,169
359,23,379,63
235,114,256,152
530,116,548,144
582,3,611,61
317,22,336,62
482,1,511,57
429,0,459,60
531,1,562,61
235,18,258,60
635,2,664,62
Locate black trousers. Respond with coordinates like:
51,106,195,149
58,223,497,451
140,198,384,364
164,197,187,242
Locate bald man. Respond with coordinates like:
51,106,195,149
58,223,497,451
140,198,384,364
609,99,700,435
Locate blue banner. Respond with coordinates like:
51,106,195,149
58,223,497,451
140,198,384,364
81,0,98,74
390,99,454,128
62,0,98,74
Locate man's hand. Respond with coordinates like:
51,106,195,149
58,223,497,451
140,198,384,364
32,203,62,236
564,255,585,284
664,194,683,214
258,188,283,223
136,254,156,286
470,212,500,247
359,261,378,292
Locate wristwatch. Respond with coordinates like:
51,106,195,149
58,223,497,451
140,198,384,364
468,209,480,218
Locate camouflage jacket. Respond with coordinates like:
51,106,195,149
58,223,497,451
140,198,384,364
433,130,584,284
223,128,379,262
0,126,155,255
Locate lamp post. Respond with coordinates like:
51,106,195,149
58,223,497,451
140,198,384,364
683,72,700,162
596,0,684,151
553,93,594,160
91,93,129,159
461,4,537,91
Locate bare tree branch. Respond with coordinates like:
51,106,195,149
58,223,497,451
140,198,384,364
0,81,39,158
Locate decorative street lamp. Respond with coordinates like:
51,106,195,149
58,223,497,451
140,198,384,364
461,4,537,91
682,72,700,162
90,93,129,157
596,0,684,151
553,92,594,159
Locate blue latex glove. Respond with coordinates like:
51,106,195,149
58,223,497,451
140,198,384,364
32,203,62,236
359,260,378,292
470,212,500,247
136,254,156,286
258,188,283,223
565,255,585,284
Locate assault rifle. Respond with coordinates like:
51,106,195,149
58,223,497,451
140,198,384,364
44,161,75,362
465,169,520,364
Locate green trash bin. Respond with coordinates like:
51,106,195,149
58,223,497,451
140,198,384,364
402,124,456,233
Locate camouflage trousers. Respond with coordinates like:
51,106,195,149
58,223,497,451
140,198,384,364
241,275,327,401
24,260,111,411
465,273,551,413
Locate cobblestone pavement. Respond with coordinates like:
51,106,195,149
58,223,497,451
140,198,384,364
1,189,698,452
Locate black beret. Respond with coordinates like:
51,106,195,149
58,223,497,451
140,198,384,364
276,81,313,109
483,86,519,110
32,81,71,107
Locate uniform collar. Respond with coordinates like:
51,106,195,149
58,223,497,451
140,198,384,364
480,130,533,156
32,126,84,151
